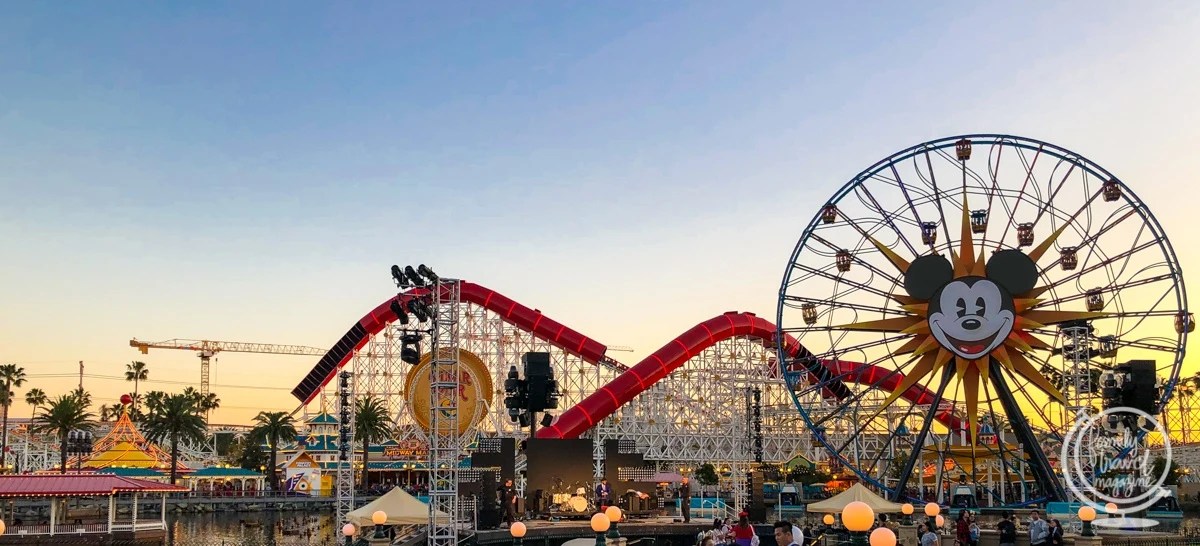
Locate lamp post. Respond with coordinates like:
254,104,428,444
342,523,356,546
604,506,622,539
901,503,914,525
923,502,940,533
591,512,611,546
870,527,897,546
1078,506,1096,537
842,501,875,546
371,510,388,539
510,521,526,546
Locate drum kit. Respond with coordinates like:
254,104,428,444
550,484,593,514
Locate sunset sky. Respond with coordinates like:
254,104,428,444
2,2,1199,424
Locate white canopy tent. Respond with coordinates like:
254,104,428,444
806,483,905,514
347,487,451,526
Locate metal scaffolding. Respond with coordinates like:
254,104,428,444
428,279,463,546
335,370,356,527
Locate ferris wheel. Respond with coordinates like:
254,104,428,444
776,134,1190,504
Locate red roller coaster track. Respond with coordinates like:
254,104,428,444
292,281,962,437
537,311,962,439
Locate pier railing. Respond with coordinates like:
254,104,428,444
6,521,162,536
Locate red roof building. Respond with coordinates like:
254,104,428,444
0,474,186,541
0,474,186,497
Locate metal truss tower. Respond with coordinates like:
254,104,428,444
428,279,463,546
1060,324,1096,427
335,371,356,526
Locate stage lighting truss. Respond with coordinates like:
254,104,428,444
335,370,355,526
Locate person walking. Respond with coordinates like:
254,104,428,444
501,479,518,525
1048,519,1064,546
679,477,692,523
997,511,1017,546
919,524,938,546
731,512,755,546
956,511,971,546
1029,510,1049,546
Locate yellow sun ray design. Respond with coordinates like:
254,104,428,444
837,194,1104,444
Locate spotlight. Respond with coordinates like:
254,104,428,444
401,345,420,365
391,265,411,288
418,264,439,284
406,299,429,322
389,299,410,325
504,366,519,392
404,266,425,288
518,413,531,428
540,413,554,427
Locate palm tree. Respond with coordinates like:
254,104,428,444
125,362,149,413
182,387,222,418
25,388,47,415
99,404,126,422
142,393,207,485
249,412,297,490
355,396,393,489
33,394,96,473
69,387,92,410
143,391,167,413
0,364,27,468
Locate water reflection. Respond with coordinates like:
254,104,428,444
163,511,338,545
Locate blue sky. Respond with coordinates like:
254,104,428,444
2,2,1198,421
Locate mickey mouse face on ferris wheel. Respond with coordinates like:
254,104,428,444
903,250,1038,360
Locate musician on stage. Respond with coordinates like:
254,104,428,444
596,478,612,506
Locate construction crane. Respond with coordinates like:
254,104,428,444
129,338,327,399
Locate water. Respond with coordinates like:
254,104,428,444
164,512,340,546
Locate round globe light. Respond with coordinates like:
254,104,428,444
901,503,914,515
0,519,6,536
341,523,356,537
935,515,945,527
924,502,940,517
591,513,611,533
605,505,622,523
1105,502,1118,514
1078,506,1097,522
842,501,875,532
823,514,835,525
371,511,387,525
510,521,527,538
870,527,897,546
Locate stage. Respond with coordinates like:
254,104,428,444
475,517,716,545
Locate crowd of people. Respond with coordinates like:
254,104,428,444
694,508,1071,546
913,509,1064,546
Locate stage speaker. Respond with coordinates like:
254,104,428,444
1124,360,1159,414
523,352,552,378
475,471,500,529
748,469,767,523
